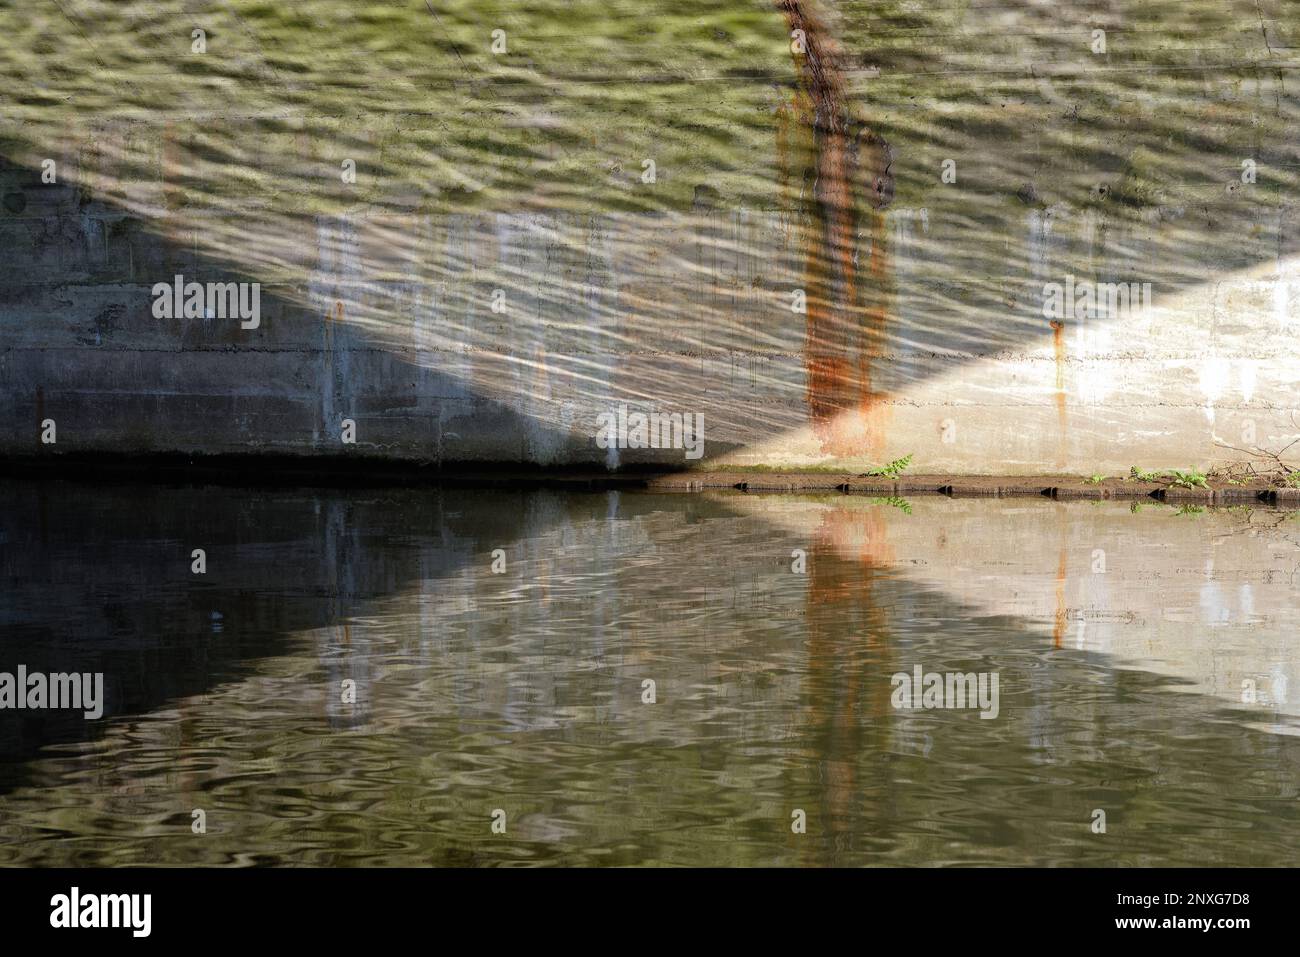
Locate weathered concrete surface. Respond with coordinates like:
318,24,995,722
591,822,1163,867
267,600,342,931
1,0,1297,473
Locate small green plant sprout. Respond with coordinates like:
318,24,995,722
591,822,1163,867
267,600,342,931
1085,474,1106,484
1168,468,1209,489
860,453,913,478
1286,471,1300,488
1129,466,1163,482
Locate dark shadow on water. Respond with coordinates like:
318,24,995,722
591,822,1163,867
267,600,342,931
0,478,584,777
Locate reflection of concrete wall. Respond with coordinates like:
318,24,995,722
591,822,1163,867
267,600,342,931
1,1,1297,472
4,483,1297,865
725,494,1300,722
0,481,536,765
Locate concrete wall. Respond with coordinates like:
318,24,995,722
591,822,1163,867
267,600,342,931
1,0,1297,473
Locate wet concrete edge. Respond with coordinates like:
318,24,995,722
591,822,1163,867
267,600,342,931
1,452,1297,504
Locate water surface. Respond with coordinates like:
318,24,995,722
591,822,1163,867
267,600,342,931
0,480,1296,866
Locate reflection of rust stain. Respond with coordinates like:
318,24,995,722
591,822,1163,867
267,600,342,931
778,0,895,460
1052,545,1067,649
814,505,896,581
801,505,895,861
1050,319,1067,468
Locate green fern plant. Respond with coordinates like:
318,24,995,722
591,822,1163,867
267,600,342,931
866,495,913,514
861,453,913,479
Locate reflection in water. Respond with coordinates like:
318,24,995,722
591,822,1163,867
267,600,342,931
0,480,1296,866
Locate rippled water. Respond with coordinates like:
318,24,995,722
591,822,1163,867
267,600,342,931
0,479,1296,866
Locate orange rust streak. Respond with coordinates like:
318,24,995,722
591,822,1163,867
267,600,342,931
1052,546,1067,649
802,506,895,860
778,0,892,460
1050,319,1067,468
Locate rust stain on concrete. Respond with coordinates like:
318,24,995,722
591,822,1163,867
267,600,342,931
778,0,894,459
774,93,810,217
326,300,343,349
1050,319,1067,468
34,386,44,450
161,121,184,222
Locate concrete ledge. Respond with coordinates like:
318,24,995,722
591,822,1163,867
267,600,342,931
3,454,1294,506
